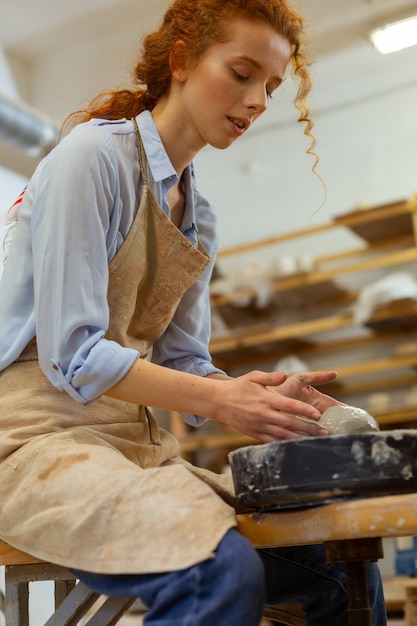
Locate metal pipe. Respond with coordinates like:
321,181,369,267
0,94,58,158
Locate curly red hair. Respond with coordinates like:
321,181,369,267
63,0,316,160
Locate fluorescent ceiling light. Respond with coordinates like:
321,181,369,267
370,14,417,54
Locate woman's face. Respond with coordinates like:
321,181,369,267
177,18,292,150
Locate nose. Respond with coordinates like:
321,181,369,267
245,84,268,116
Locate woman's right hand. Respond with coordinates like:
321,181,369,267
209,370,332,442
107,360,332,442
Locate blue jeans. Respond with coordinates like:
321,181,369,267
71,529,387,626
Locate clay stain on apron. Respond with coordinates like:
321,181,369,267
38,454,90,482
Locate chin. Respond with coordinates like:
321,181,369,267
209,136,239,150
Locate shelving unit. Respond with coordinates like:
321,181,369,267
174,196,417,465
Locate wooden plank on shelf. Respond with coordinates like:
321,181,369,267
376,406,417,427
335,353,417,379
270,279,349,308
298,328,411,357
211,277,348,308
210,310,352,355
211,247,417,309
316,233,414,267
216,221,335,257
324,372,417,397
212,282,350,332
365,298,417,332
216,196,417,258
352,213,414,243
333,197,417,244
268,247,417,290
211,337,314,369
214,342,417,389
211,286,417,364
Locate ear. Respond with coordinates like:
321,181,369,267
169,40,190,82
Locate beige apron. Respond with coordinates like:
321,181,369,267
0,119,237,574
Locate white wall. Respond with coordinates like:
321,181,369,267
194,40,417,259
12,16,417,264
20,21,417,273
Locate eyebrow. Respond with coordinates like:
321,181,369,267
234,55,284,84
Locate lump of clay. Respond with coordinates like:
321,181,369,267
319,405,380,435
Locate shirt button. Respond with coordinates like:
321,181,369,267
52,364,59,371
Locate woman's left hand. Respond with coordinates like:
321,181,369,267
269,370,342,415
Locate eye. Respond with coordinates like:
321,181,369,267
267,82,281,100
268,79,283,100
232,69,249,82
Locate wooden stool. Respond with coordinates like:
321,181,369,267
0,541,303,625
0,541,137,625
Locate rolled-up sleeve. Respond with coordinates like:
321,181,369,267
31,125,139,404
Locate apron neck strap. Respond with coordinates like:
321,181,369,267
132,117,148,186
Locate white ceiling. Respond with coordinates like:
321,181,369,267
1,0,417,179
2,0,417,60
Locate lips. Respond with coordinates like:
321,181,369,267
228,116,249,131
227,116,250,138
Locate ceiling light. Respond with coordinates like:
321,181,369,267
370,14,417,54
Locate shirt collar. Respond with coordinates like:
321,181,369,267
135,111,197,235
135,110,177,185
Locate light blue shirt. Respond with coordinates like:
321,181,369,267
0,111,224,425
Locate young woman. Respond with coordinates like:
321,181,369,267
0,0,386,624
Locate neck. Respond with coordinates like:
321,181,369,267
151,93,206,177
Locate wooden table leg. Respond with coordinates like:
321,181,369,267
325,538,384,626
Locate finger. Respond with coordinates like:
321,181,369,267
248,410,327,443
251,418,327,443
248,370,287,387
267,395,321,421
292,415,328,437
297,371,338,385
272,412,328,437
247,417,304,442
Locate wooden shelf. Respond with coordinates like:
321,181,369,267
365,298,417,332
174,197,417,464
329,352,417,380
211,196,417,315
211,246,417,312
211,297,417,370
333,196,417,243
374,406,417,427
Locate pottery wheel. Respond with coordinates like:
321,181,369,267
229,429,417,510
